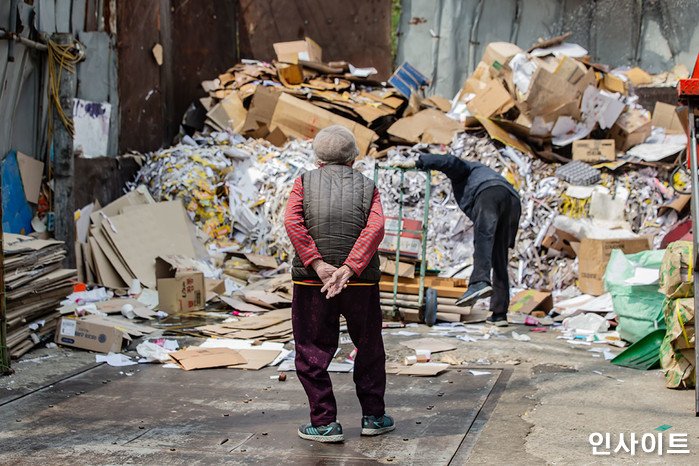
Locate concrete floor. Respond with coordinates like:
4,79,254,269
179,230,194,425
1,324,697,465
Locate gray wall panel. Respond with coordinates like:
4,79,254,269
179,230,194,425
55,0,73,32
397,0,699,100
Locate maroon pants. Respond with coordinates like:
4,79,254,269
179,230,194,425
292,283,386,426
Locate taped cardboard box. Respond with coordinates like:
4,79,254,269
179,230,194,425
572,139,616,162
156,255,205,313
273,37,322,64
578,237,651,296
55,316,123,353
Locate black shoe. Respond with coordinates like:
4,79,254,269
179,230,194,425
298,421,344,443
486,314,509,327
455,282,492,307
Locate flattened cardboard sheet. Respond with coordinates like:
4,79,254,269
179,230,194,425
169,347,247,371
101,201,196,289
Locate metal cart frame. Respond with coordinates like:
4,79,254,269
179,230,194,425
374,165,438,325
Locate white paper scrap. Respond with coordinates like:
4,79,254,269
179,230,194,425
96,353,137,367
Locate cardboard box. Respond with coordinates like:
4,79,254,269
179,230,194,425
509,290,553,315
578,237,652,295
460,61,492,96
600,73,628,95
541,227,579,258
572,139,616,162
273,37,322,63
55,317,123,353
481,42,523,68
517,67,581,119
609,108,651,152
388,62,430,99
156,255,205,313
387,108,463,145
623,67,652,87
379,255,416,278
467,79,515,118
555,57,588,87
652,102,685,135
378,217,423,258
269,93,377,157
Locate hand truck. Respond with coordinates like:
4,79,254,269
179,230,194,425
374,165,438,326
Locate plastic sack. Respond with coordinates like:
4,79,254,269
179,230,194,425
136,341,173,363
603,249,666,343
562,313,610,334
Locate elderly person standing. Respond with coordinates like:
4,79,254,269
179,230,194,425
284,125,394,443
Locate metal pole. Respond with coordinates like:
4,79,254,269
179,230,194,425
0,172,10,374
51,33,77,268
0,30,49,52
689,103,699,417
392,170,405,319
417,170,431,308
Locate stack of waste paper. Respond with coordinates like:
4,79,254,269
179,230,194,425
3,234,76,357
658,241,695,388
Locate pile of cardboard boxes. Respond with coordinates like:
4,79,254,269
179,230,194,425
186,37,461,157
455,40,686,163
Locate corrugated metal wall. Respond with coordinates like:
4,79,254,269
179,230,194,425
0,0,119,165
396,0,699,100
3,0,698,164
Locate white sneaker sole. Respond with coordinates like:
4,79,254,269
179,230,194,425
298,431,344,443
361,425,396,436
487,320,509,327
455,287,493,307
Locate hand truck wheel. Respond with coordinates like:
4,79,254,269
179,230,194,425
424,287,438,327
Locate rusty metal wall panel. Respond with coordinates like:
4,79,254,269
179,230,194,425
117,0,238,153
168,0,238,146
116,1,163,153
238,0,392,81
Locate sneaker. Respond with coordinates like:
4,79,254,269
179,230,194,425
298,421,344,443
455,282,493,307
486,314,509,327
361,414,396,436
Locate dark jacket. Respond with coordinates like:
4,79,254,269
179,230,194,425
291,164,382,283
416,153,519,219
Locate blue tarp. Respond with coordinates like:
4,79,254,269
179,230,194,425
2,150,33,234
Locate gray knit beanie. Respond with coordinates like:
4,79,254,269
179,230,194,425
312,125,359,165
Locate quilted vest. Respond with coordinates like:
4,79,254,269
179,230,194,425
291,164,381,283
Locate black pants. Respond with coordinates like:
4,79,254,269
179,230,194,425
468,186,521,315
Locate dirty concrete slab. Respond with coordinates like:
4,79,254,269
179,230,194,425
0,363,503,464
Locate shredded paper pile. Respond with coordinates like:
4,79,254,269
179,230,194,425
130,130,682,293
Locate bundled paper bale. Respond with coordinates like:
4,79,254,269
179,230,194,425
658,242,695,389
3,234,77,358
